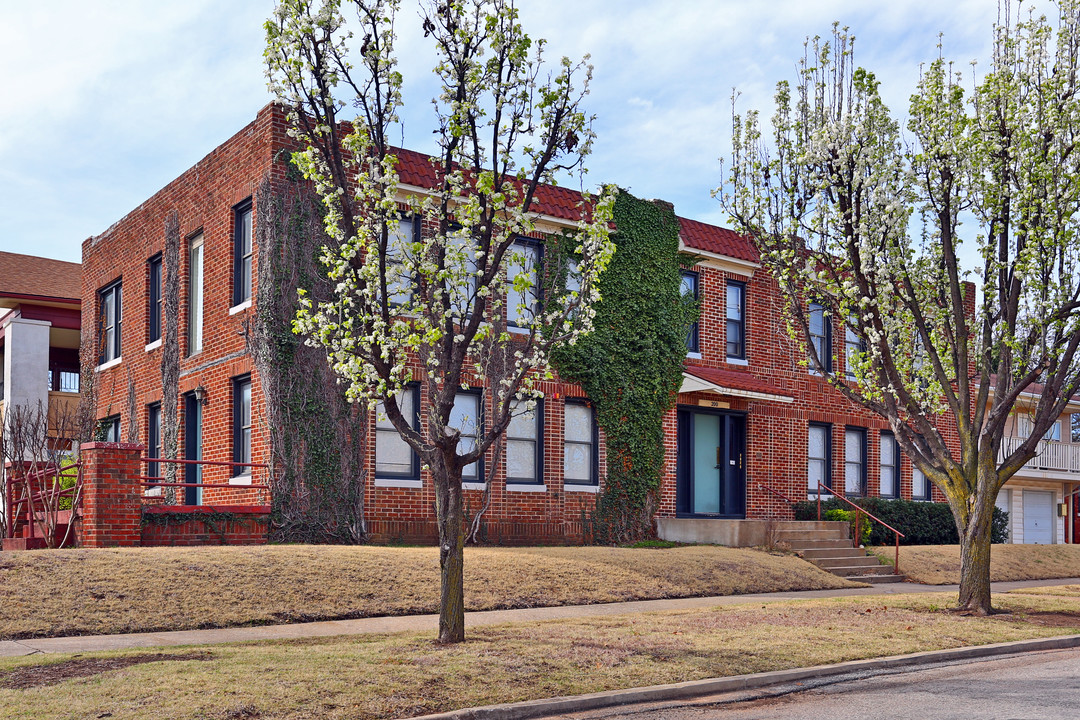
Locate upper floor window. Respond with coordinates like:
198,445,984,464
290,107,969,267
507,398,543,484
681,270,699,354
725,280,745,360
148,254,163,344
507,239,541,328
233,200,253,307
233,376,252,476
188,233,204,355
447,227,479,320
99,280,122,364
48,368,80,393
844,321,863,378
808,302,831,372
385,217,418,307
375,385,419,481
879,432,898,498
1072,413,1080,443
1017,414,1062,441
450,390,483,483
564,400,598,486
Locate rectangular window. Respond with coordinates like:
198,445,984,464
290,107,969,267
808,423,831,496
508,239,541,328
564,400,598,486
879,432,899,497
450,390,483,483
385,217,417,307
447,227,478,320
98,280,122,364
1072,413,1080,443
375,385,419,480
844,427,866,496
233,200,253,307
809,302,831,372
147,402,162,483
148,254,163,343
507,398,543,484
1045,420,1062,442
912,465,930,501
725,280,745,359
233,376,252,476
845,320,863,378
681,270,700,354
99,415,121,443
188,233,204,355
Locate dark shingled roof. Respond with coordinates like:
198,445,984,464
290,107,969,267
0,251,82,303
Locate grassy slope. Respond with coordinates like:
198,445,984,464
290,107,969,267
870,544,1080,585
0,545,857,640
1,591,1077,720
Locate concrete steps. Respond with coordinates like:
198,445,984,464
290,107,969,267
777,522,904,584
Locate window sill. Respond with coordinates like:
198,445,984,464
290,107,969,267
145,339,162,352
144,487,162,497
726,357,748,366
229,474,253,486
95,357,122,373
375,477,422,489
686,351,703,360
564,483,600,493
462,481,486,491
507,483,546,493
229,299,253,315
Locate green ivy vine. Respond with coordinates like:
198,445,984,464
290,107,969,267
553,190,698,543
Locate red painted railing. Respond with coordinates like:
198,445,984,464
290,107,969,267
3,461,82,547
138,457,269,492
755,481,795,504
816,482,905,575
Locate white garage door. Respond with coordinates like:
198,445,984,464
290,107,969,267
1023,490,1054,545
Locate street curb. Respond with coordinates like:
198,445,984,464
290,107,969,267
408,633,1080,720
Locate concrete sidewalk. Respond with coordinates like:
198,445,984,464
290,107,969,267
1,577,1077,657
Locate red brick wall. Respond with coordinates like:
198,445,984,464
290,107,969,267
79,442,145,547
140,505,271,546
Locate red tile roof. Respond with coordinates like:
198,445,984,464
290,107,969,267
683,364,792,401
0,251,81,304
393,147,760,263
677,217,759,264
394,148,594,222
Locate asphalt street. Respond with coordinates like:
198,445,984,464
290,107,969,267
558,648,1080,720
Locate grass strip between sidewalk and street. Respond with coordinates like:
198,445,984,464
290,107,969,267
0,544,860,640
2,590,1079,720
869,544,1080,585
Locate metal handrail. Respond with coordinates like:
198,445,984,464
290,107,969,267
816,482,905,575
140,457,267,469
755,481,795,504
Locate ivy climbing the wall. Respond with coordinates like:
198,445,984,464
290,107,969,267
250,170,368,544
553,190,698,543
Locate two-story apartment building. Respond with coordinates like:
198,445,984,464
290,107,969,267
83,103,1071,545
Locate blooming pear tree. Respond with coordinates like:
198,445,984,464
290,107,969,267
265,0,614,642
722,5,1080,615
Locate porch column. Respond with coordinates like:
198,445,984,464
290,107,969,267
80,442,144,547
1,315,50,434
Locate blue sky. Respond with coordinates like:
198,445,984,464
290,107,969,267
0,0,1050,264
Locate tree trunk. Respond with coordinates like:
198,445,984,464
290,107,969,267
956,488,996,614
433,458,466,643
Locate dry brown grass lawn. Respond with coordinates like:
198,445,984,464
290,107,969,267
0,544,857,640
0,592,1075,720
869,544,1080,585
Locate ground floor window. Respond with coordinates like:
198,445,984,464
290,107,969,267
451,390,483,483
99,415,121,443
912,465,930,500
507,399,543,484
844,427,866,496
808,423,831,496
564,400,597,486
375,385,419,481
879,432,898,497
233,376,252,476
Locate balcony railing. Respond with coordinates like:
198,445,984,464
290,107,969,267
1000,436,1080,474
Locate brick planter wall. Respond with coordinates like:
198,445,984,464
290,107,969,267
140,505,271,546
79,442,145,547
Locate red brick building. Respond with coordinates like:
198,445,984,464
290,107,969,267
82,103,1001,547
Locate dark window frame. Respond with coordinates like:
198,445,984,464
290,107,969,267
725,279,746,360
808,302,832,372
147,402,162,481
844,425,867,497
452,387,485,484
879,431,899,498
233,375,253,477
374,383,421,482
507,236,544,329
98,279,122,364
385,215,420,308
808,421,832,496
911,462,931,501
233,199,254,307
99,414,121,443
506,398,545,485
681,270,700,354
148,254,163,344
844,319,864,379
563,398,599,486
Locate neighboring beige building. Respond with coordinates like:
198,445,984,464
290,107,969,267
995,388,1080,544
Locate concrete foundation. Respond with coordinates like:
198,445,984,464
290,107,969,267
656,517,848,547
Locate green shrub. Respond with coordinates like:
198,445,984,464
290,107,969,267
823,508,873,545
794,497,1009,545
